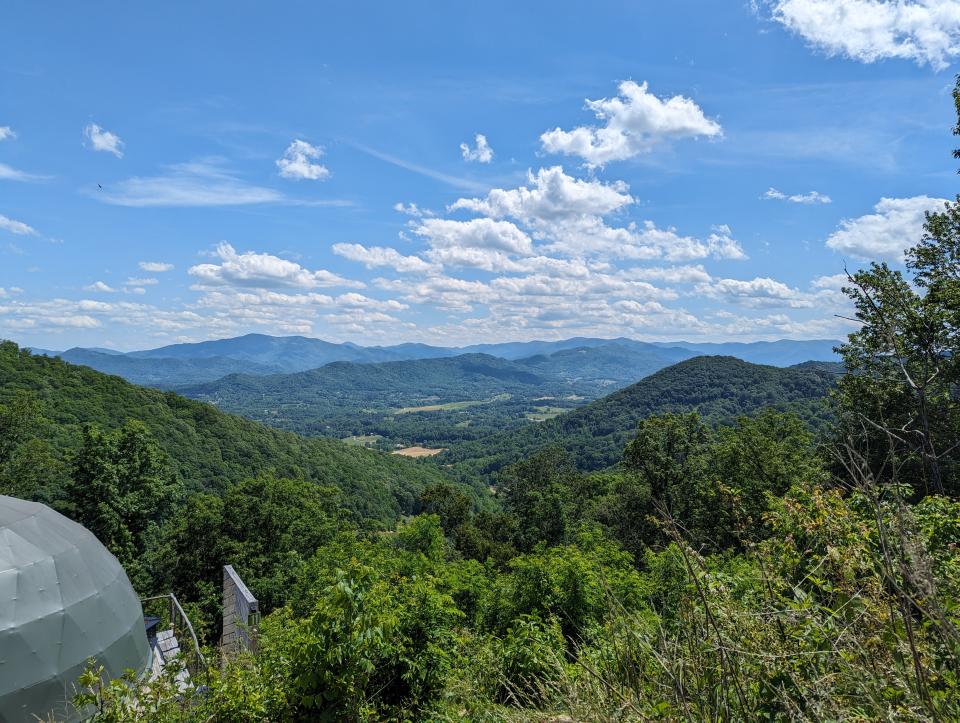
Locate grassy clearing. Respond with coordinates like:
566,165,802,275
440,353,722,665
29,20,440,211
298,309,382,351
342,434,382,448
391,446,447,457
393,393,512,415
525,406,567,422
393,400,485,415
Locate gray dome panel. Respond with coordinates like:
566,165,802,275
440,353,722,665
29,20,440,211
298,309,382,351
0,495,150,723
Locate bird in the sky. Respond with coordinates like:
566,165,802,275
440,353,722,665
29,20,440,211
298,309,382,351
97,183,102,190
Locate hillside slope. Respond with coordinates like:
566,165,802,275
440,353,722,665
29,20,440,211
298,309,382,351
0,342,454,525
444,356,838,478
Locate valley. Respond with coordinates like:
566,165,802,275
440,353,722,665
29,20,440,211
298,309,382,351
30,334,842,453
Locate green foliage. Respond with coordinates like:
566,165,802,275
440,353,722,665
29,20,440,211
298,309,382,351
75,478,960,721
417,481,472,535
463,410,825,562
623,412,708,511
482,528,646,645
74,661,195,722
285,555,461,720
447,355,838,479
64,421,181,587
496,614,567,706
835,186,960,495
0,341,460,526
0,391,62,502
148,474,342,636
499,447,577,550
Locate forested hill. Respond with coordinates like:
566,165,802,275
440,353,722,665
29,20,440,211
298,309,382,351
445,355,839,478
181,353,560,409
0,342,454,525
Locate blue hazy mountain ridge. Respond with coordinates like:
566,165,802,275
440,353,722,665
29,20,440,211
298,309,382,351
27,334,842,389
648,339,841,367
516,342,697,388
58,348,280,387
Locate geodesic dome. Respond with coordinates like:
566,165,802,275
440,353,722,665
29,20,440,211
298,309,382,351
0,495,150,722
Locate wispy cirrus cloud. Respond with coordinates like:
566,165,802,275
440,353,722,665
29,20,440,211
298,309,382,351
0,214,38,236
349,142,489,192
97,159,283,207
96,158,349,207
139,261,174,272
0,162,50,182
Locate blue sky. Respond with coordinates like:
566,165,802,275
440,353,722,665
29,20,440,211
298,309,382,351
1,0,958,350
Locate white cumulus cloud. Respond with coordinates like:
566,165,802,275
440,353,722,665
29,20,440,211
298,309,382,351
450,166,633,221
765,0,960,69
189,242,362,290
825,195,946,261
332,243,440,274
413,217,535,256
697,276,812,308
276,139,330,180
84,123,124,157
629,264,713,283
540,80,722,166
811,272,849,289
460,133,494,163
0,127,15,141
83,281,117,293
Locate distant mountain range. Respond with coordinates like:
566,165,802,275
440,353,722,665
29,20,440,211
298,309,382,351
26,333,841,389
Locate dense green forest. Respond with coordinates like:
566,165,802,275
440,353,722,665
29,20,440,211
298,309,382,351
0,344,460,525
445,355,840,479
4,92,960,722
